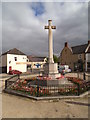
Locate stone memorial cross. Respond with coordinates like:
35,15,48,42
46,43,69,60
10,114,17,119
45,20,56,64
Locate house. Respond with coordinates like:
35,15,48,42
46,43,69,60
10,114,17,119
85,46,90,72
59,41,90,72
0,48,27,73
27,55,47,70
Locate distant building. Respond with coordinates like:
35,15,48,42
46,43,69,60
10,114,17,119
86,46,90,72
27,55,47,70
59,41,90,72
0,48,27,73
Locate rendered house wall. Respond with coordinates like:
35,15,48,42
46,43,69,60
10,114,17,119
7,54,27,73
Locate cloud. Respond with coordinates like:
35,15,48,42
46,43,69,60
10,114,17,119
2,2,88,56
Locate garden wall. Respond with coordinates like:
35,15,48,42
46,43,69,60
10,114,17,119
20,73,41,79
65,72,90,81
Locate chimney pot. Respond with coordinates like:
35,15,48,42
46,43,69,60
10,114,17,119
65,42,68,47
88,40,90,44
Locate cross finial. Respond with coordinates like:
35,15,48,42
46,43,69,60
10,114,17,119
45,20,56,30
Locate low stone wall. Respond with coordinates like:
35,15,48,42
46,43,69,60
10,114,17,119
20,73,41,79
85,73,90,81
4,89,90,100
65,72,90,81
0,75,19,91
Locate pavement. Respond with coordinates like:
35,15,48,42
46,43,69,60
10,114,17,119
1,92,89,118
0,74,15,92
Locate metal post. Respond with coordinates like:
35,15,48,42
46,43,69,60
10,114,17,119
18,74,20,79
83,72,86,80
77,72,79,79
78,84,80,96
39,71,40,76
5,80,7,89
37,79,39,97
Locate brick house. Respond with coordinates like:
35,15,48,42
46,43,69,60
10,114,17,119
86,46,90,72
59,41,90,72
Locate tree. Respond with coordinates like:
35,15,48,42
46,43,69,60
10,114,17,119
46,55,58,63
53,55,58,63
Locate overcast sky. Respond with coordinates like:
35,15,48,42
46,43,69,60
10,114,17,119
1,1,88,56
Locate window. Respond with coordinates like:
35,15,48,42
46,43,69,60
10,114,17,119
87,62,90,68
14,57,17,61
23,57,26,59
27,59,29,62
79,55,81,59
9,61,11,64
78,54,82,59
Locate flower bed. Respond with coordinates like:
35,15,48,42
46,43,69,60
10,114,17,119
6,76,90,97
7,78,79,96
66,77,90,94
66,77,83,84
37,76,52,80
56,75,65,79
58,85,78,95
9,79,50,97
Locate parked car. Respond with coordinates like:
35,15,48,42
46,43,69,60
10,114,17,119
63,67,71,73
58,65,71,74
58,66,65,75
9,70,22,75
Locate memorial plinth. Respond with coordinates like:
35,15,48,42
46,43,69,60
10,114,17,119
43,63,60,79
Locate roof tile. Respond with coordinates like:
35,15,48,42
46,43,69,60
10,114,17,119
2,48,25,55
71,44,88,54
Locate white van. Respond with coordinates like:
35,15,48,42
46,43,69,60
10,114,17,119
58,65,71,74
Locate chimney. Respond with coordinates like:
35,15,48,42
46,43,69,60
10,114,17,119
65,42,68,47
88,40,90,44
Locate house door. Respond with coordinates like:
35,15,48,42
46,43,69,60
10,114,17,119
9,66,12,71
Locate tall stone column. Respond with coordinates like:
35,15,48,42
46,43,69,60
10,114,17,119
48,20,54,63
